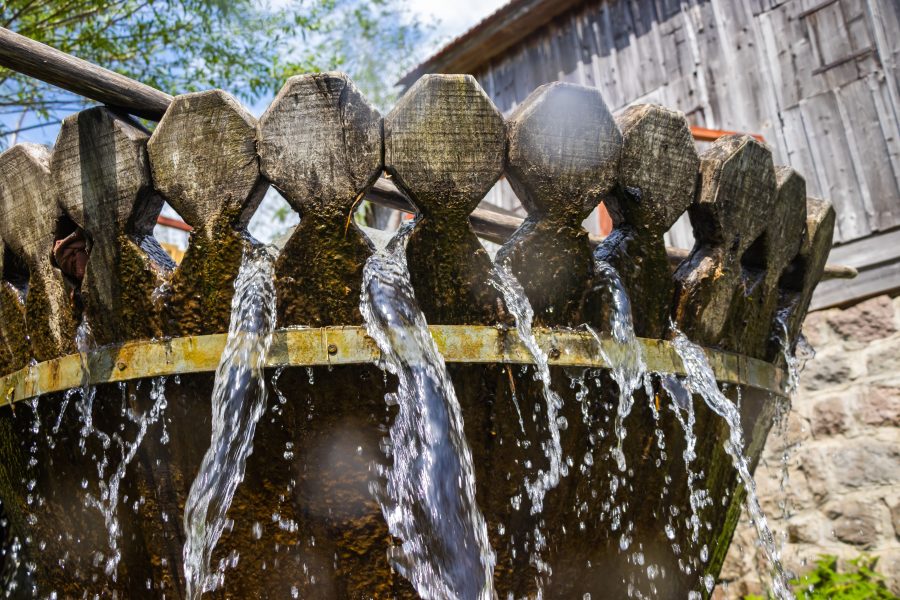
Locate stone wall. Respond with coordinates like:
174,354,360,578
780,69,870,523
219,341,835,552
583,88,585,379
719,294,900,597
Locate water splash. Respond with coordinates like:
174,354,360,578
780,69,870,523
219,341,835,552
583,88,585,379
770,311,815,560
85,377,168,579
774,309,815,398
489,262,563,585
182,245,277,599
587,260,648,473
670,328,794,600
74,321,109,456
490,264,564,512
360,226,495,599
660,373,710,576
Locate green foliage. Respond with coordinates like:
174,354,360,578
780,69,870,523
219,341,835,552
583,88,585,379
745,555,898,600
1,0,428,137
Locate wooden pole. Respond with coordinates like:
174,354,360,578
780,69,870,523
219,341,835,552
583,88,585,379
0,27,172,120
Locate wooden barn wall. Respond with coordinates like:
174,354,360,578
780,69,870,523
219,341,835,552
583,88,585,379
469,0,900,268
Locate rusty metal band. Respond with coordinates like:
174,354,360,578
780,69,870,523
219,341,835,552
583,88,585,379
0,326,788,405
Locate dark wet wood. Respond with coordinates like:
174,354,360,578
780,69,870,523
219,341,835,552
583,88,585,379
256,74,415,597
673,135,777,347
0,144,78,361
779,198,837,354
594,104,698,338
0,238,27,374
498,82,622,326
51,107,173,345
0,73,840,600
148,91,268,336
258,73,382,327
385,74,507,324
721,167,808,359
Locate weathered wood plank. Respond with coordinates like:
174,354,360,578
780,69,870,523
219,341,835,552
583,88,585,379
148,90,268,335
595,103,698,338
258,72,382,327
385,74,507,324
780,198,837,344
51,107,172,345
811,253,900,309
799,90,869,240
0,144,78,361
722,167,808,359
673,135,777,347
0,236,27,374
498,82,622,326
835,75,900,230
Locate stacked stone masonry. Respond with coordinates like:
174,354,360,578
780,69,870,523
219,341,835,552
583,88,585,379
721,293,900,597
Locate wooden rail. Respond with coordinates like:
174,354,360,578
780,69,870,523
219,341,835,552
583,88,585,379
0,27,171,119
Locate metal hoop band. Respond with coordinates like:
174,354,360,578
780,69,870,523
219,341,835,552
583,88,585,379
0,326,787,405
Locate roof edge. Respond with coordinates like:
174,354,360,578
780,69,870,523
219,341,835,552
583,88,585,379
399,0,585,89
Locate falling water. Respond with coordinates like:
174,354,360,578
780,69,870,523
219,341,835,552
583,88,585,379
360,226,495,600
490,264,564,513
771,311,815,559
671,328,795,600
774,309,814,398
182,245,277,599
660,374,710,575
86,377,169,579
74,321,107,456
585,260,654,582
587,261,649,474
489,263,563,585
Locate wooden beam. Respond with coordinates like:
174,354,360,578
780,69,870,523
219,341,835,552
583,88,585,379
0,27,172,120
156,215,192,232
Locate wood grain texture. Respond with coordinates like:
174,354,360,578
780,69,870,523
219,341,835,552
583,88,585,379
780,197,837,347
148,90,265,230
722,166,808,358
0,27,172,120
505,82,621,220
0,235,27,374
51,107,172,345
148,91,268,335
595,103,699,338
259,73,382,326
385,74,507,324
0,144,77,360
498,82,622,326
673,135,777,347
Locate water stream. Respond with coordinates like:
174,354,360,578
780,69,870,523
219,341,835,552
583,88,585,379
360,226,495,600
71,320,172,581
489,263,564,586
182,245,277,599
588,260,649,474
659,373,711,579
86,377,169,580
671,328,795,600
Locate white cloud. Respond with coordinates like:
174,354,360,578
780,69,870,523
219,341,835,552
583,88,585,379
409,0,510,51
